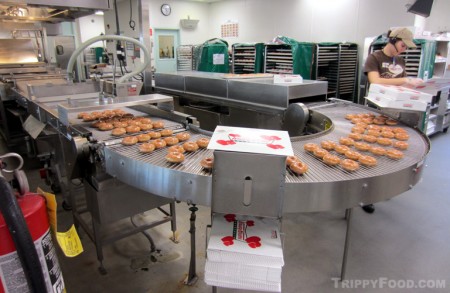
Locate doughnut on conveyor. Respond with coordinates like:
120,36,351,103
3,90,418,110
103,101,429,213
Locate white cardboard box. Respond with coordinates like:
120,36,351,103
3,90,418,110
207,213,284,267
369,84,433,103
366,93,427,112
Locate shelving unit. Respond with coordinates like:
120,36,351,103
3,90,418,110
231,43,264,74
427,86,450,135
433,40,450,78
176,45,194,71
264,44,294,74
315,43,358,101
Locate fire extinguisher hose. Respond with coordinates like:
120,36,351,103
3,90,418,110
0,176,47,293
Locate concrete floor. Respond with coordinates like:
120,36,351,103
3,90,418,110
3,132,450,293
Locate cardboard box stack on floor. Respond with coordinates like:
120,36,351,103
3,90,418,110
205,213,284,292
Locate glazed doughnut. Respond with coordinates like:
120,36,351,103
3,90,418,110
139,123,154,131
164,136,179,146
183,141,199,152
369,146,386,156
113,121,128,128
148,131,161,139
119,117,132,123
200,157,214,170
82,114,97,122
322,154,341,166
385,119,398,126
126,125,141,133
98,122,114,131
166,151,185,163
289,161,308,175
91,121,102,128
351,126,365,134
286,155,301,166
355,122,368,129
340,159,359,172
91,111,103,119
136,133,151,142
386,148,404,160
121,113,135,119
196,137,210,148
393,141,409,150
362,118,374,124
339,137,355,146
121,136,138,146
152,121,165,129
351,118,362,124
366,130,381,137
345,113,356,120
334,144,350,155
377,137,392,146
127,120,142,126
152,139,167,149
358,155,377,167
303,143,318,152
168,145,185,153
113,109,126,114
111,127,126,136
137,117,152,124
367,124,381,132
348,133,362,141
77,112,89,119
139,143,156,153
395,132,410,141
160,129,174,137
320,140,336,151
313,147,329,159
362,135,377,143
354,141,371,152
391,127,407,134
176,132,191,142
345,150,362,160
373,118,385,125
381,131,395,139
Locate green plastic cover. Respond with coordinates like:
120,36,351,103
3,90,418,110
274,36,316,79
233,43,265,73
196,38,230,73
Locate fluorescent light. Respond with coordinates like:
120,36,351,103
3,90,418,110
95,10,104,16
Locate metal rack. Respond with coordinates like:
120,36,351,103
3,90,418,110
231,43,263,74
315,43,358,101
176,45,194,71
264,44,294,74
337,43,358,101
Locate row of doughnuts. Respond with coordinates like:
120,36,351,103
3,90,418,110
78,109,133,122
345,112,398,126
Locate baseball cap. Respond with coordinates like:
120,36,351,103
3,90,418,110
389,27,416,48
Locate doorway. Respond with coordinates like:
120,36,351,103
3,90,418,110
154,29,180,73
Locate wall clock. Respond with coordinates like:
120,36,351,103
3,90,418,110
161,4,171,16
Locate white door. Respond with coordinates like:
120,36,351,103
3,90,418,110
154,29,179,73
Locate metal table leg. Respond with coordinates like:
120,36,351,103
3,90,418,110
185,204,198,285
341,207,353,281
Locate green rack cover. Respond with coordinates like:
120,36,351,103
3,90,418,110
233,43,265,73
275,36,316,79
196,38,230,73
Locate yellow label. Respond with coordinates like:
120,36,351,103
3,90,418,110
324,120,332,130
37,187,84,257
56,225,84,257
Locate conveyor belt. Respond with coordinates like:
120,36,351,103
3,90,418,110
103,102,430,213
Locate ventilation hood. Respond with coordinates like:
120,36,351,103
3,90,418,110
0,0,110,23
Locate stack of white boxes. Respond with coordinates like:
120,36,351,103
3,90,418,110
205,213,284,292
366,83,433,111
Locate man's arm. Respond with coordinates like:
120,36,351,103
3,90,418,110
368,71,423,87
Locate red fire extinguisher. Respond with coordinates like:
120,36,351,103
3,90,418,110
0,173,65,292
